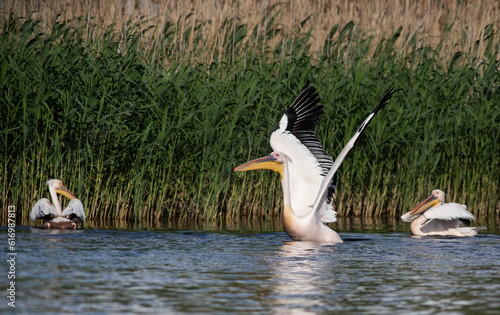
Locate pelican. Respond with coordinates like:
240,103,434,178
401,189,486,237
235,86,394,242
30,179,85,229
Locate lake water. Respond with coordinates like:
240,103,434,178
2,217,500,314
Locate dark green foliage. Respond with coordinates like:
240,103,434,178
1,13,499,224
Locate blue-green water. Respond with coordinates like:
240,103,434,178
2,218,500,314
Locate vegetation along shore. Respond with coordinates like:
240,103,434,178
1,0,499,224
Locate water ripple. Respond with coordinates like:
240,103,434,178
1,226,500,314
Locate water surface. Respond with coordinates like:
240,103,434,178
2,218,499,314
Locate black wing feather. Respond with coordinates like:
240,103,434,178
278,86,338,203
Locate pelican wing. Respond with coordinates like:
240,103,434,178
423,203,474,221
310,86,395,217
270,86,337,218
283,86,338,200
281,86,333,176
61,199,86,223
30,198,59,222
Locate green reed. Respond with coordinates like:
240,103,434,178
1,12,499,225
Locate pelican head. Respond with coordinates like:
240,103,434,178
409,189,446,215
234,152,286,180
47,179,77,200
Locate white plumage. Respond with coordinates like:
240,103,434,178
269,87,337,222
421,203,474,221
30,198,59,222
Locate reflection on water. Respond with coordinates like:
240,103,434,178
83,215,499,234
273,241,340,314
1,218,500,314
84,216,284,233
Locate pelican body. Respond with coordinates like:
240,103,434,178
235,152,342,242
235,86,394,242
30,179,85,229
401,189,485,237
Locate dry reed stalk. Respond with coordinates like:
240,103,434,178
2,0,499,64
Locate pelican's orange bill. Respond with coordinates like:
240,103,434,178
410,194,439,215
234,155,284,179
56,185,77,200
234,155,281,171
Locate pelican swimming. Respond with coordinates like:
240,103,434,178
401,189,486,237
235,86,394,242
30,179,85,229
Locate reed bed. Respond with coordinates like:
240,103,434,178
3,0,500,65
1,1,499,225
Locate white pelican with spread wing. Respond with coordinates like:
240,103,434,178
30,179,85,229
235,86,394,242
401,189,486,237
